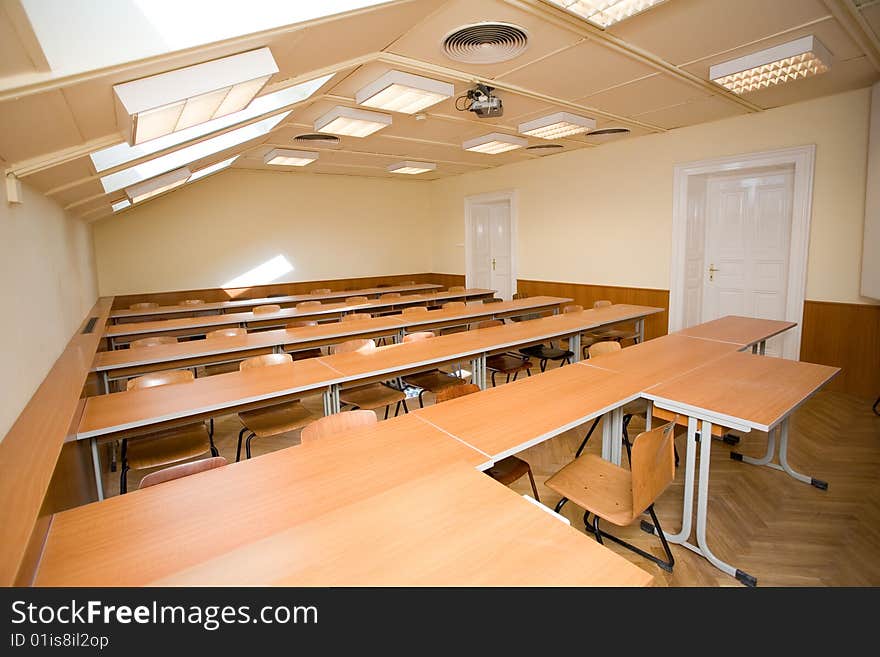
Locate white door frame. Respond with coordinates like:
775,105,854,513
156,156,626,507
669,145,815,360
464,189,519,297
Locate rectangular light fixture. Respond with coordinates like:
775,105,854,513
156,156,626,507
388,161,437,175
114,48,278,145
314,106,392,137
189,156,239,182
111,199,131,213
709,35,832,95
264,148,319,166
355,70,453,114
545,0,668,28
125,167,191,204
462,133,527,154
518,111,596,139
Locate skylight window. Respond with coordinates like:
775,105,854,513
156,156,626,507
99,112,289,193
91,75,331,172
189,156,240,182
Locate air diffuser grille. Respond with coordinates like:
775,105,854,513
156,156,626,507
442,22,528,64
525,144,564,154
293,133,341,147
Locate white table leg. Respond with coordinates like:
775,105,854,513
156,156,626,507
759,340,766,355
569,333,581,363
730,418,828,490
635,318,645,343
91,437,105,502
601,406,624,465
646,415,696,544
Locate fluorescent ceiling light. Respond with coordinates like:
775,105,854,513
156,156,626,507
100,112,289,193
114,48,278,144
545,0,668,28
314,106,392,137
264,149,320,166
355,70,453,114
189,156,239,182
518,111,596,139
388,161,437,174
462,133,527,154
92,75,331,173
709,35,832,95
125,167,191,204
111,199,131,212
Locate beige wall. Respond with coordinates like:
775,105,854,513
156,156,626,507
430,87,876,305
0,181,97,441
93,169,434,295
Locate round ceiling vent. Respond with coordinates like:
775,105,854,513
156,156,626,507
525,144,564,154
442,22,529,64
585,128,631,137
293,133,341,147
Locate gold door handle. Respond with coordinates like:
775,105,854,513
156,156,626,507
708,264,719,281
492,257,496,270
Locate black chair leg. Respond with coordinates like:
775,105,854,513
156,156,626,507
647,504,675,572
554,497,568,513
592,515,603,544
583,510,591,528
236,427,248,462
526,467,540,502
245,432,256,459
622,415,633,464
394,401,402,417
384,405,390,420
491,371,498,387
594,506,675,573
505,372,511,384
401,399,409,414
418,390,426,409
540,359,548,373
575,417,601,458
120,466,129,494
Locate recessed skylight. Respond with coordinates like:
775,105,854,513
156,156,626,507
462,133,527,154
388,161,436,175
356,70,453,114
99,112,289,193
264,149,319,166
91,75,331,173
545,0,669,28
518,111,596,139
125,167,191,204
314,106,392,137
111,199,131,212
189,156,240,182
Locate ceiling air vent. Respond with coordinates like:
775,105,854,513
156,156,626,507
525,144,564,154
442,22,529,64
293,133,341,147
585,128,631,137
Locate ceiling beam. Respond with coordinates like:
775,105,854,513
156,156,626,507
502,0,764,112
254,140,494,169
824,0,880,71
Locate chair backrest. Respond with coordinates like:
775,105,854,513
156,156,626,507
287,320,318,329
138,456,227,489
403,331,435,343
253,304,281,315
310,288,331,295
563,304,584,313
512,293,528,300
296,300,322,309
342,312,372,322
206,328,246,339
129,302,158,310
482,297,503,304
587,341,621,358
239,353,293,371
442,301,465,310
127,369,194,390
130,336,177,348
402,306,428,315
301,409,377,443
334,338,376,354
345,296,369,304
181,299,204,306
448,286,465,292
630,422,677,515
593,299,612,309
473,319,502,329
434,383,480,404
380,292,402,299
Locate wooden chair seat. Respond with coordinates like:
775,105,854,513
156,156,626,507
238,401,317,438
586,327,640,342
486,354,532,374
546,454,635,526
403,369,463,394
486,456,532,486
125,424,213,471
139,456,227,489
340,383,406,410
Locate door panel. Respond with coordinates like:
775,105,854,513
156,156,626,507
468,198,513,300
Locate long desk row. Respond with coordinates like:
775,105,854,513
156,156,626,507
104,288,496,347
110,282,444,320
35,314,835,587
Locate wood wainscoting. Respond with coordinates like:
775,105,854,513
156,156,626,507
801,300,880,400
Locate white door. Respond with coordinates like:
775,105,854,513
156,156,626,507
703,170,794,356
467,198,514,299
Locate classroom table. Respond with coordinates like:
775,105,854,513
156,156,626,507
676,315,797,354
103,289,496,347
642,350,839,586
33,414,652,587
109,283,444,320
92,296,576,392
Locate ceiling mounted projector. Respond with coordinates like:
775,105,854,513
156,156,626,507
456,83,503,118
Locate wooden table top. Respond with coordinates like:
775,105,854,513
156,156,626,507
643,350,840,432
109,283,444,318
94,297,574,372
104,289,497,338
676,316,797,347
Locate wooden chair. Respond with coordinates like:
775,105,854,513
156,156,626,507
342,312,372,322
334,339,408,418
380,292,402,300
559,304,597,356
442,301,466,310
448,286,466,292
235,353,318,461
586,299,641,344
200,328,248,376
345,296,369,305
253,304,282,315
296,300,322,310
547,422,677,572
310,288,331,295
399,332,464,406
473,320,532,386
129,302,158,310
436,383,540,500
138,456,227,489
402,306,428,315
285,320,323,360
300,410,377,444
120,370,217,493
518,315,573,371
130,336,177,349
